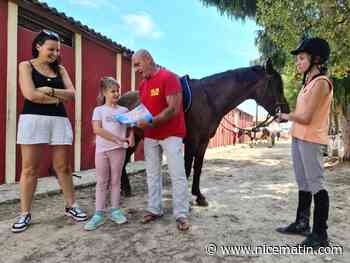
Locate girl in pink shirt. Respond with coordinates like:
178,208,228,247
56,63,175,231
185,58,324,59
85,77,134,231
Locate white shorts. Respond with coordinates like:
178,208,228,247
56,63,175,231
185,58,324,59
17,114,73,145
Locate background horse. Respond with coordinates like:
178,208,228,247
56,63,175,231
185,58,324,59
118,59,290,206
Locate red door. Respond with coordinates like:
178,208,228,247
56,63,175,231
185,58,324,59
121,56,131,94
80,37,116,170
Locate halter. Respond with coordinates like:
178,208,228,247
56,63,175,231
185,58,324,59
220,73,285,134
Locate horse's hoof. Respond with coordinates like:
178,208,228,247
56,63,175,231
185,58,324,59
196,197,209,207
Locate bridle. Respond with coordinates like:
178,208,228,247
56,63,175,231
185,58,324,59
220,74,286,134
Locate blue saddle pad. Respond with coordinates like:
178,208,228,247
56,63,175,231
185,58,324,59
179,75,192,113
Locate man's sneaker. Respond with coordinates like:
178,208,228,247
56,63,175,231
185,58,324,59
84,213,105,231
12,213,31,233
110,208,127,224
65,205,88,222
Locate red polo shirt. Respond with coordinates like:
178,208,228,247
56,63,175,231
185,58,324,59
139,68,186,140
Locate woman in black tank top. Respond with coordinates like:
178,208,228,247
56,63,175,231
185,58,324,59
22,61,67,117
12,30,87,233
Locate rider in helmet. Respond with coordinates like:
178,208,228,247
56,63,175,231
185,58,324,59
291,37,330,84
276,37,333,249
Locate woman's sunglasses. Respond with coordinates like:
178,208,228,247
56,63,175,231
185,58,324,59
40,29,60,39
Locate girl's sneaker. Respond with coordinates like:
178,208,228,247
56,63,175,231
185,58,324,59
65,205,88,222
12,213,31,233
84,213,105,231
110,208,127,224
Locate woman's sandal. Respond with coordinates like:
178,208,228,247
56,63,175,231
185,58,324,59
140,212,163,224
176,217,190,231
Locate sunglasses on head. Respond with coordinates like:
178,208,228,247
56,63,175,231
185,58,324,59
40,29,60,39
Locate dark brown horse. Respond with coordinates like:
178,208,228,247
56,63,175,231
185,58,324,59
118,59,290,206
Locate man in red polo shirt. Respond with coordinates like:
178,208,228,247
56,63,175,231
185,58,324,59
133,49,190,231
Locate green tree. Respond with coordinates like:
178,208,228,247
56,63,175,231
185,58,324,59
200,0,350,160
253,29,288,71
256,0,350,77
199,0,256,21
257,0,350,160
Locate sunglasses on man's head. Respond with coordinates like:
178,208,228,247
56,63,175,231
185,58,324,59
41,29,60,39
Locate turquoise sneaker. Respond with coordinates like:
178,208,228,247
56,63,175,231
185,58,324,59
110,208,127,224
84,213,105,231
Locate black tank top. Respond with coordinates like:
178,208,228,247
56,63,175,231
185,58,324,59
21,61,67,117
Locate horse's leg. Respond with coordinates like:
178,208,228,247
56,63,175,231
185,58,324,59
121,133,143,197
192,141,209,207
121,148,133,197
184,141,194,179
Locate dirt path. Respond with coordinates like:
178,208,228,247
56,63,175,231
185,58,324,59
0,141,349,263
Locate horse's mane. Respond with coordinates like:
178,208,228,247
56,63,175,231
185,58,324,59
197,65,265,86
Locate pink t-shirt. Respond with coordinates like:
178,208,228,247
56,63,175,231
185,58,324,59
92,105,129,153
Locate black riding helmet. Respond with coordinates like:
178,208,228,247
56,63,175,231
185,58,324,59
291,37,330,64
291,37,330,84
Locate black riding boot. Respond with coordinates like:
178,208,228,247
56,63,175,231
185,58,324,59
300,189,330,248
276,191,311,236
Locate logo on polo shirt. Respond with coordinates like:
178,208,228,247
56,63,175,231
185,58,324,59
150,88,160,96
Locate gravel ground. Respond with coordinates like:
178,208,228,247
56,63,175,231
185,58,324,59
0,140,348,263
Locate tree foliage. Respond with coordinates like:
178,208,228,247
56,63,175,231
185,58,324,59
256,0,350,78
199,0,256,21
199,0,350,112
200,0,350,160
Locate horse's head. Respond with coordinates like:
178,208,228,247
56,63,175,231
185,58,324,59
117,91,140,110
254,59,290,116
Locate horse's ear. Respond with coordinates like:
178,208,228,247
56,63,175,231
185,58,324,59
264,58,274,75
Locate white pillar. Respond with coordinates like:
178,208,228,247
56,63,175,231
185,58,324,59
74,33,82,172
5,1,18,184
131,62,136,91
116,53,122,87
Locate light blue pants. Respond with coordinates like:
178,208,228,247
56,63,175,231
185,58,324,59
144,137,189,219
292,137,326,194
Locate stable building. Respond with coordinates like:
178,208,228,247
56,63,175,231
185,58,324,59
0,0,253,185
